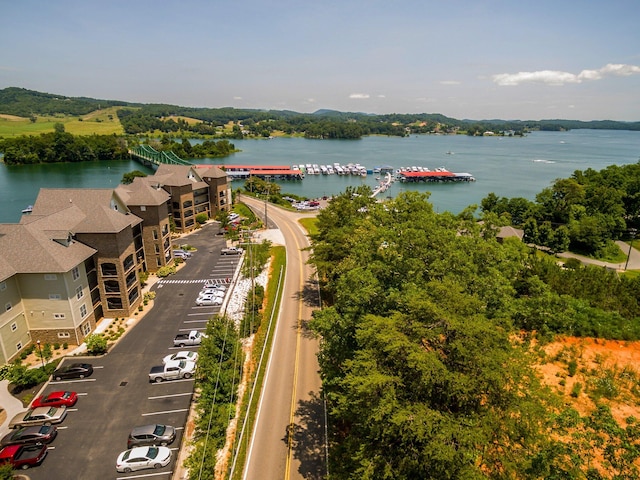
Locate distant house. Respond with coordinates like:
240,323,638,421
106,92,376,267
496,225,524,243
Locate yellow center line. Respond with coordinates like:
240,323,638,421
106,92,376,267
284,219,305,479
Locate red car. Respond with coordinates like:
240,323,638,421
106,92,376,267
31,391,78,409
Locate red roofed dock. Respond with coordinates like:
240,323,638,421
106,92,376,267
397,169,475,183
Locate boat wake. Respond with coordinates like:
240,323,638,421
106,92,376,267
532,159,555,164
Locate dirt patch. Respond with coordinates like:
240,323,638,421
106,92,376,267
0,114,25,121
537,336,640,424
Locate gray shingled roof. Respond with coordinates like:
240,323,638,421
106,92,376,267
0,220,96,275
115,177,170,206
195,165,228,179
154,164,208,189
28,189,141,232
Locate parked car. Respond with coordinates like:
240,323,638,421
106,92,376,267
173,330,206,347
31,390,78,409
203,281,226,290
199,288,225,298
195,295,223,306
148,360,196,383
115,446,172,473
172,249,192,259
221,246,243,255
228,213,240,221
8,406,67,429
0,425,58,447
0,444,47,470
52,363,93,381
163,351,198,365
127,424,176,448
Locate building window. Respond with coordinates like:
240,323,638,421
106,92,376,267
0,281,6,291
107,297,123,310
154,244,160,254
57,332,70,339
53,313,65,319
153,229,158,240
16,343,22,351
101,263,117,276
80,304,87,318
140,205,146,212
44,274,57,281
72,266,80,281
5,303,11,312
157,258,162,267
49,294,61,300
10,322,17,332
76,285,84,300
82,322,91,336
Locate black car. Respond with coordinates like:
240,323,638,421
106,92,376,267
0,425,58,447
127,424,176,448
52,362,93,381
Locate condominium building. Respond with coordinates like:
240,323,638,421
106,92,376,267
0,163,230,363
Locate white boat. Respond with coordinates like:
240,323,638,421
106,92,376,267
320,165,328,175
327,166,335,174
21,205,33,214
335,165,344,175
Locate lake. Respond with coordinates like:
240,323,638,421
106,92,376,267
1,130,639,223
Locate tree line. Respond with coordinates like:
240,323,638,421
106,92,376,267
481,161,640,256
0,123,129,164
308,184,640,478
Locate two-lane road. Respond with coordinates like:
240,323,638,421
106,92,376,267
240,196,326,480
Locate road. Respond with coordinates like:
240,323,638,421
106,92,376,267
240,195,326,480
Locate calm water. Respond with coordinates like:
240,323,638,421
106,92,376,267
1,130,639,223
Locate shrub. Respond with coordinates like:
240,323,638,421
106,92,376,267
85,334,108,355
156,265,176,278
0,462,14,479
571,382,583,398
567,359,578,377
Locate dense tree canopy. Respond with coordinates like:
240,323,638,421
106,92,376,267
309,187,640,478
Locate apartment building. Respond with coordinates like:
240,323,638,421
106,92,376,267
0,164,231,363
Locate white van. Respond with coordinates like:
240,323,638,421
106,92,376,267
173,249,192,259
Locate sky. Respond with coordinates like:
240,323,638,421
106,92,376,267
1,0,640,121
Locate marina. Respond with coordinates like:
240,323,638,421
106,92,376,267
2,130,640,224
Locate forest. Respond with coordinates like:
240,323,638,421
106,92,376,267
309,183,640,478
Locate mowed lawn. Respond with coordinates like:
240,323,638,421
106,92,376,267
0,106,127,137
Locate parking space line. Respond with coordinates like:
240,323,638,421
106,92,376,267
183,319,209,323
148,392,192,400
67,408,78,412
77,392,88,396
151,377,195,383
142,408,189,416
116,471,172,480
57,426,68,430
50,378,97,384
178,327,205,331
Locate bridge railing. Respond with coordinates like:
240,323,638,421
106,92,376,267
130,145,192,166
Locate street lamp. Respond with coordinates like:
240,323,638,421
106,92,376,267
36,340,45,370
624,228,637,271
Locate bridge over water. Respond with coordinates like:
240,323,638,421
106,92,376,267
130,145,192,167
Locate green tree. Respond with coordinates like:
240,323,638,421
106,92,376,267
121,170,147,184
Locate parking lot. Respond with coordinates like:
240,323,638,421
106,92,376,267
24,223,243,479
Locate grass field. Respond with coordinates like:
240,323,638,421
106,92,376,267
0,106,127,137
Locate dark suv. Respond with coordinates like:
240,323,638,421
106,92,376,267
127,424,176,448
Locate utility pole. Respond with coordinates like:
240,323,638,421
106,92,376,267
624,228,637,270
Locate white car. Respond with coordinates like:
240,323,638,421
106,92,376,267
116,446,171,473
203,281,226,290
199,288,225,298
196,295,223,306
163,351,199,365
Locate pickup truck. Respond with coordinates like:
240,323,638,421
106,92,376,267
174,330,206,347
221,246,243,255
0,444,48,470
148,360,196,383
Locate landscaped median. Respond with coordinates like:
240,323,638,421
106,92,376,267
179,245,286,480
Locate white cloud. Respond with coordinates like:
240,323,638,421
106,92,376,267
233,96,243,100
377,94,386,98
440,80,461,85
349,93,370,99
492,63,640,86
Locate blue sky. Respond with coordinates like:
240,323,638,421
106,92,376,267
1,0,639,121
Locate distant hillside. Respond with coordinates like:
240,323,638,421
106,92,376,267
0,87,639,133
0,87,135,117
